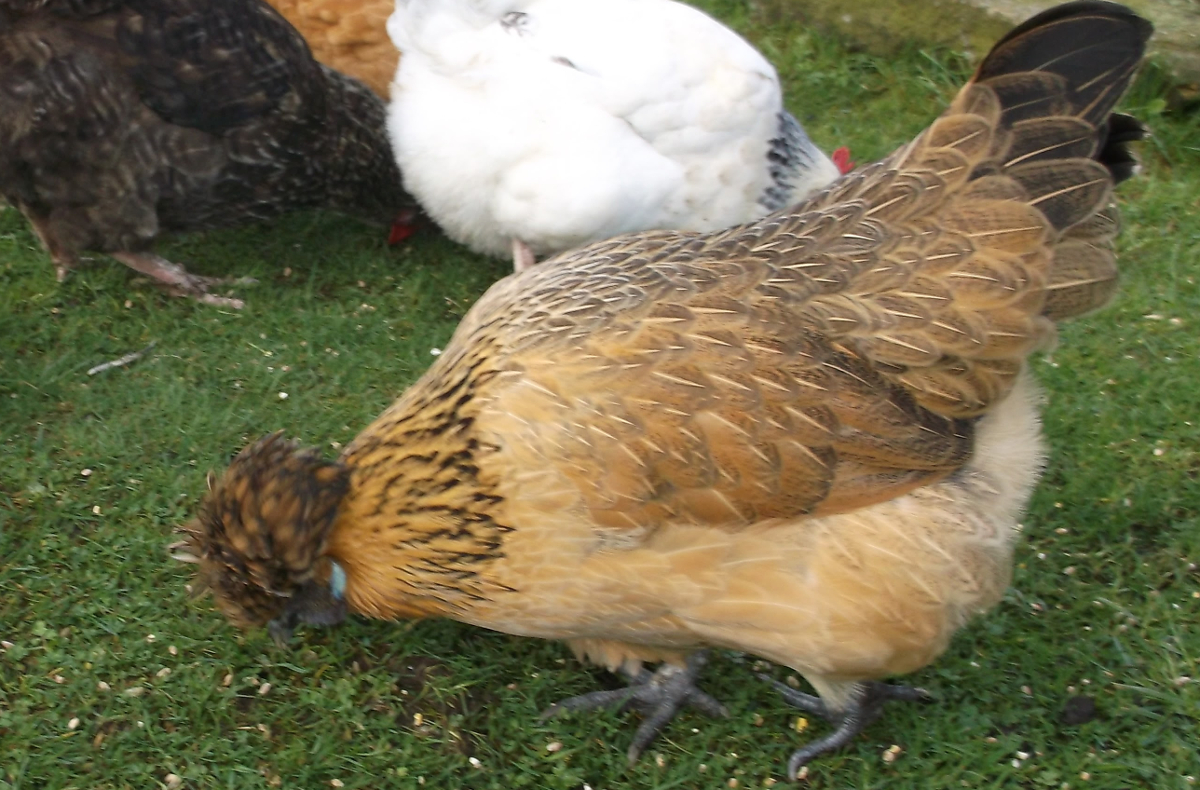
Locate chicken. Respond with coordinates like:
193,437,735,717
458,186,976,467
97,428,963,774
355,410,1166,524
261,0,398,99
176,1,1150,775
384,0,849,268
0,0,412,308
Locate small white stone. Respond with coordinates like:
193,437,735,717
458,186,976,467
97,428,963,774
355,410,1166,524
97,681,110,691
81,469,93,477
468,757,482,768
258,682,271,695
156,668,171,679
92,505,101,515
169,646,178,656
545,741,562,753
278,392,289,400
430,348,442,356
67,718,80,730
330,781,343,788
165,774,182,789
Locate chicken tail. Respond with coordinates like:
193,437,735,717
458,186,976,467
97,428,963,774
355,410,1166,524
800,1,1153,418
173,432,350,628
925,0,1151,324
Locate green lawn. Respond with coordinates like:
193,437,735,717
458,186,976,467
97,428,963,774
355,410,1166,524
2,3,1198,788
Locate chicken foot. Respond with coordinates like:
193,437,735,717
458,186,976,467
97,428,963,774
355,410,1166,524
543,650,729,763
112,252,255,309
759,675,931,779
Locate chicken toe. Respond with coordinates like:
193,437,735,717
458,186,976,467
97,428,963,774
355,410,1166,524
760,676,931,779
544,651,729,763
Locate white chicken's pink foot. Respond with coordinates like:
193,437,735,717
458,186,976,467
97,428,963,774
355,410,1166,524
543,650,729,763
759,675,931,779
112,252,255,309
511,238,537,273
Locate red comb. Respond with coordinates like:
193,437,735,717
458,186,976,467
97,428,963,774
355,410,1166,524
388,209,418,246
831,146,855,175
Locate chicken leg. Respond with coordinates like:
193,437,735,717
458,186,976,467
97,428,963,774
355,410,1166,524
512,238,537,273
760,675,931,779
543,651,729,762
111,252,254,309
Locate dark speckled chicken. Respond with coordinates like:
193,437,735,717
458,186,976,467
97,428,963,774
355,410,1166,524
0,0,413,307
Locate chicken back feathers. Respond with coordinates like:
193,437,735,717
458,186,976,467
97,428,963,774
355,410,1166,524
180,0,1150,764
0,0,410,282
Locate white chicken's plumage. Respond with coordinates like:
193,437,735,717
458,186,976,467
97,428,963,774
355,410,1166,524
385,0,841,258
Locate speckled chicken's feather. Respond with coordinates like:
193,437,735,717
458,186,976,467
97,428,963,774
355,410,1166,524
0,0,409,266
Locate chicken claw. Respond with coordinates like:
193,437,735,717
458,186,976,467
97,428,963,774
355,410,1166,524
760,675,931,779
543,651,729,763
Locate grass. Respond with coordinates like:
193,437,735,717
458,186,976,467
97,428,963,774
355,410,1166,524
1,3,1198,788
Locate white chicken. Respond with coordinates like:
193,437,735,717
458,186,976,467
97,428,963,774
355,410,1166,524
385,0,847,267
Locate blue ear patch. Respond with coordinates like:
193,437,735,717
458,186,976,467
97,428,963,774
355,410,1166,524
330,561,347,600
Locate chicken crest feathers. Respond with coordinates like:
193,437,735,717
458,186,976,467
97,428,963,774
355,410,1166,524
176,433,350,628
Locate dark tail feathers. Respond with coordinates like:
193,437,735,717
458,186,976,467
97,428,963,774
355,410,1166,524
975,1,1152,182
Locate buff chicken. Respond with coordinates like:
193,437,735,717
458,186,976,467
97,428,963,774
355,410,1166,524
176,1,1150,775
385,0,851,270
0,0,412,308
262,0,397,99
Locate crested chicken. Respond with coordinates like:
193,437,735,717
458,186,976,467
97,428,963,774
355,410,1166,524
385,0,850,270
177,1,1151,775
261,0,398,99
0,0,412,308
